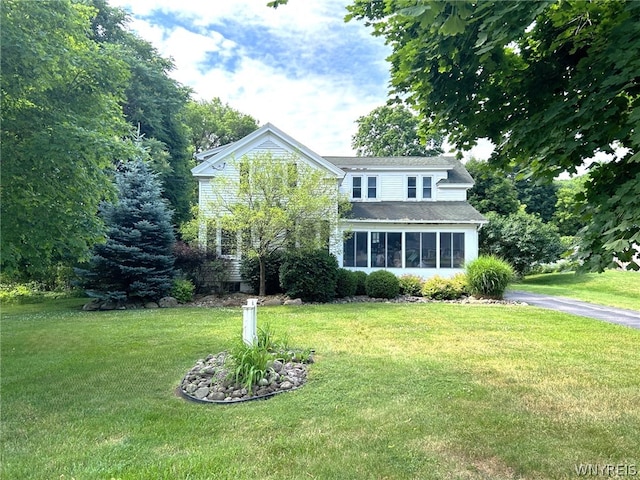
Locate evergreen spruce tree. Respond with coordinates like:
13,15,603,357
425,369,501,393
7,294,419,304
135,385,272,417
78,159,176,304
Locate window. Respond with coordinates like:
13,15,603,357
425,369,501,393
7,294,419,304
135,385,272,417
343,232,368,267
352,176,362,199
371,232,402,268
367,176,377,199
239,160,249,194
440,232,464,268
408,176,417,199
422,176,433,199
406,232,436,268
220,229,236,256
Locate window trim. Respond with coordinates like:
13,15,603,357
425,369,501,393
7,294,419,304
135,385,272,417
350,174,379,201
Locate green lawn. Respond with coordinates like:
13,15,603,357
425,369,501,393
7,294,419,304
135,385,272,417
511,269,640,311
2,300,639,479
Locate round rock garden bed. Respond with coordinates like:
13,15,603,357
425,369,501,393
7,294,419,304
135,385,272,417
179,351,312,404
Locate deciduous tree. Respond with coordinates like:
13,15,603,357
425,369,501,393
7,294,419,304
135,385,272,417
352,104,443,157
347,0,640,271
183,98,259,153
209,152,344,296
1,0,131,280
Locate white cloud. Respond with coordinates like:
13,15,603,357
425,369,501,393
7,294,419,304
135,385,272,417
109,0,391,154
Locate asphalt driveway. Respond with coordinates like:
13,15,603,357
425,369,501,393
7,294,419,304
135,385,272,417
504,290,640,330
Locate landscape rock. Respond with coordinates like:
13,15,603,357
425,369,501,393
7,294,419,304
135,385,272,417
82,300,101,311
159,296,178,308
144,302,159,309
262,298,283,306
283,298,302,306
180,351,309,404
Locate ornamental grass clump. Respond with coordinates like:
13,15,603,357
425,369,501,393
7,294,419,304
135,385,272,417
466,255,514,299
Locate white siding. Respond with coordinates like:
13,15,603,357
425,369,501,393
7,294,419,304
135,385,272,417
379,174,403,201
435,187,468,201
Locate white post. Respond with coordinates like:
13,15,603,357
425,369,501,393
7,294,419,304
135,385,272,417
242,298,258,346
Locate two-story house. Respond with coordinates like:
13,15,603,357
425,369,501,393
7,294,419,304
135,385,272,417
192,123,486,290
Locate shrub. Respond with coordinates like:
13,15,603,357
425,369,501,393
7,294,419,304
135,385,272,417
480,209,564,276
365,270,400,299
465,255,514,299
451,273,469,296
170,278,195,303
279,249,339,302
398,274,423,296
353,271,368,295
174,241,230,294
240,251,285,295
0,282,77,304
335,269,358,298
421,275,467,300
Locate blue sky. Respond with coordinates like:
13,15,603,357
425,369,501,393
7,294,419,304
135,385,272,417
109,0,493,157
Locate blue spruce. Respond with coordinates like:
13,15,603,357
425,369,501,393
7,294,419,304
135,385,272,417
78,159,175,304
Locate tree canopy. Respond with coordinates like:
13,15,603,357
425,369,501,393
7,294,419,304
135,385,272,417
210,153,344,296
347,0,640,271
352,104,443,157
1,0,132,280
183,98,259,153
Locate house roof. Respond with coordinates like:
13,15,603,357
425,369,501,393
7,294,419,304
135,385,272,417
192,123,345,178
324,156,474,185
345,201,487,224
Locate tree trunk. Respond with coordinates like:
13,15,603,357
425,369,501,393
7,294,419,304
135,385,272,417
259,256,266,297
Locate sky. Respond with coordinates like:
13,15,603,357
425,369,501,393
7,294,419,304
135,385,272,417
109,0,493,158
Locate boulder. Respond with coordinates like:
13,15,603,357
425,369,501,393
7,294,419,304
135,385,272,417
144,302,159,309
158,296,178,308
284,298,302,306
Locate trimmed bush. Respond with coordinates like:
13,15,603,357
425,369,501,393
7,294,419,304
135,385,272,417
421,275,465,300
170,278,195,303
365,270,400,299
450,273,470,297
353,271,368,296
465,255,514,299
398,274,424,296
240,251,285,295
335,269,358,298
279,249,339,303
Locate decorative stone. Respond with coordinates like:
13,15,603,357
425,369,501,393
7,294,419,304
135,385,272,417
159,296,178,308
262,298,283,306
144,302,159,309
258,378,270,387
284,298,302,306
82,300,101,311
208,392,225,401
194,387,210,399
279,381,293,390
272,360,283,372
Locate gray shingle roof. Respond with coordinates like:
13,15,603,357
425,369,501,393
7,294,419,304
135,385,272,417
324,155,474,185
345,201,487,224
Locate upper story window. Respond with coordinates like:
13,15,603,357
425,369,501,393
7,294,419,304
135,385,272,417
351,175,378,200
408,176,417,199
367,177,377,199
407,175,433,200
352,176,362,199
422,176,433,199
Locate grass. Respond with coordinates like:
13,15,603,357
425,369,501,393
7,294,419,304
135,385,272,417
2,300,639,479
510,270,640,311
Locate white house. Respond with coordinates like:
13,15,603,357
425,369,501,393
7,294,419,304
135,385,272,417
192,123,487,289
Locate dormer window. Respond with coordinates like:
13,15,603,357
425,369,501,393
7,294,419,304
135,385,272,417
367,177,377,199
408,176,417,198
351,175,378,200
407,175,433,200
422,177,433,199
